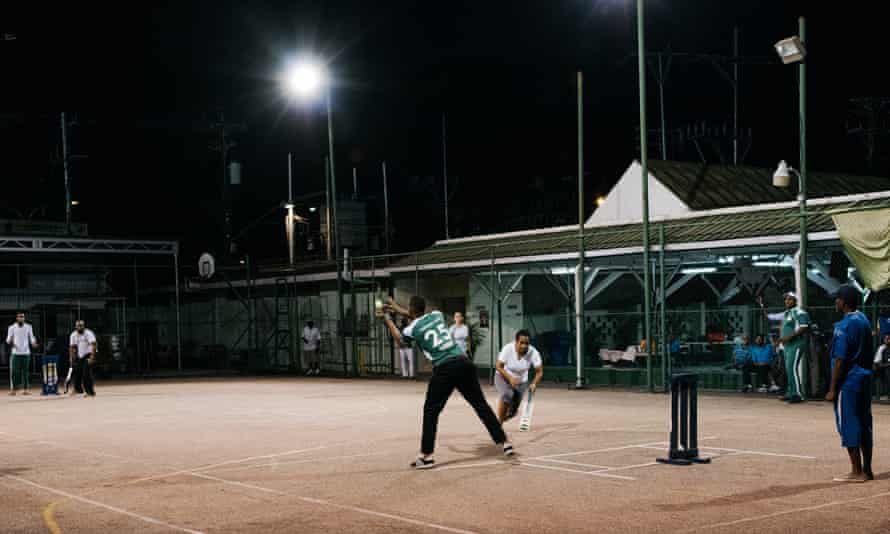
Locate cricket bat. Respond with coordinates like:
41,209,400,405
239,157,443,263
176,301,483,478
519,390,534,432
64,368,73,393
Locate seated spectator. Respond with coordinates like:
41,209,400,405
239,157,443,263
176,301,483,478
732,335,755,393
751,334,781,393
874,334,890,400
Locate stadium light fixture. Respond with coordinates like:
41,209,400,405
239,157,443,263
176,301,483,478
309,206,317,213
70,200,80,206
595,195,606,207
774,36,806,65
283,60,326,99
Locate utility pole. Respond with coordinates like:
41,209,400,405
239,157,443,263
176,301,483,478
209,113,242,256
61,112,72,234
442,112,450,240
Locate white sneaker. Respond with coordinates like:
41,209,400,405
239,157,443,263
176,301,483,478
314,369,321,375
769,385,781,393
305,369,313,376
757,386,768,393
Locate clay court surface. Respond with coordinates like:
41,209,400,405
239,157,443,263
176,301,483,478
3,377,890,534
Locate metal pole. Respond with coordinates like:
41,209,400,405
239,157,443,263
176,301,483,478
383,161,391,258
798,16,808,309
287,153,295,267
326,88,347,375
442,112,450,240
350,252,358,376
174,249,182,372
61,112,72,234
133,259,140,372
733,27,740,165
246,255,253,350
638,0,654,393
324,156,332,261
575,71,585,389
659,224,667,392
658,55,668,160
352,167,358,200
489,248,496,385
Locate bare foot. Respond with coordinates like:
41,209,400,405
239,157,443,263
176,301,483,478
8,390,16,396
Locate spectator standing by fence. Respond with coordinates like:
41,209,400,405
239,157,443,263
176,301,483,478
874,334,890,400
7,311,38,396
302,321,321,375
449,312,471,357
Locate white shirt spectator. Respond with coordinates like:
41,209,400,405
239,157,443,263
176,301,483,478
497,342,543,384
302,326,321,351
449,324,470,354
70,329,97,359
7,323,37,355
875,344,890,365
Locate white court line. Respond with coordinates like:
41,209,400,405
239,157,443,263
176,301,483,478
518,462,636,480
535,458,612,469
187,472,285,495
124,444,336,486
4,475,205,534
697,446,816,460
598,461,660,473
210,452,389,474
436,460,507,472
531,442,664,459
680,491,890,532
185,471,481,534
297,496,481,534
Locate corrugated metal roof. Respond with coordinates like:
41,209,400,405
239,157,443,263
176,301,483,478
392,196,890,269
649,160,890,210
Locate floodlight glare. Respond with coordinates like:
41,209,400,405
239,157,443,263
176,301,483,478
774,36,806,64
284,61,325,98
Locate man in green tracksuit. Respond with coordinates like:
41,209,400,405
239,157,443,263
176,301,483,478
765,292,810,403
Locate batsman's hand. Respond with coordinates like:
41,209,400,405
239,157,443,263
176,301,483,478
529,383,537,393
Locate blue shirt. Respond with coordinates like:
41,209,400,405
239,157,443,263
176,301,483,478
830,311,873,392
733,343,752,366
750,343,774,365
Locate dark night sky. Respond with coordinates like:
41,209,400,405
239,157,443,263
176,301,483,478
1,1,888,263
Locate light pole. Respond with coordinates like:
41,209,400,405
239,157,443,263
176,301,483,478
283,58,347,373
637,0,654,392
774,17,808,308
773,160,807,301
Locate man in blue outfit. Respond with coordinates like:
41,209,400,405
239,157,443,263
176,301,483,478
826,285,874,483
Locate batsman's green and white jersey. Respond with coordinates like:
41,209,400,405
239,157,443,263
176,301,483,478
402,311,464,367
782,307,810,352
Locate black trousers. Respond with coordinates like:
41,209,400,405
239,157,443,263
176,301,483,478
421,356,506,455
72,357,95,395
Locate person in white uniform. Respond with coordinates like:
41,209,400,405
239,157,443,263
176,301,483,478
398,316,415,378
69,319,97,397
449,312,472,357
495,329,544,423
7,311,38,396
